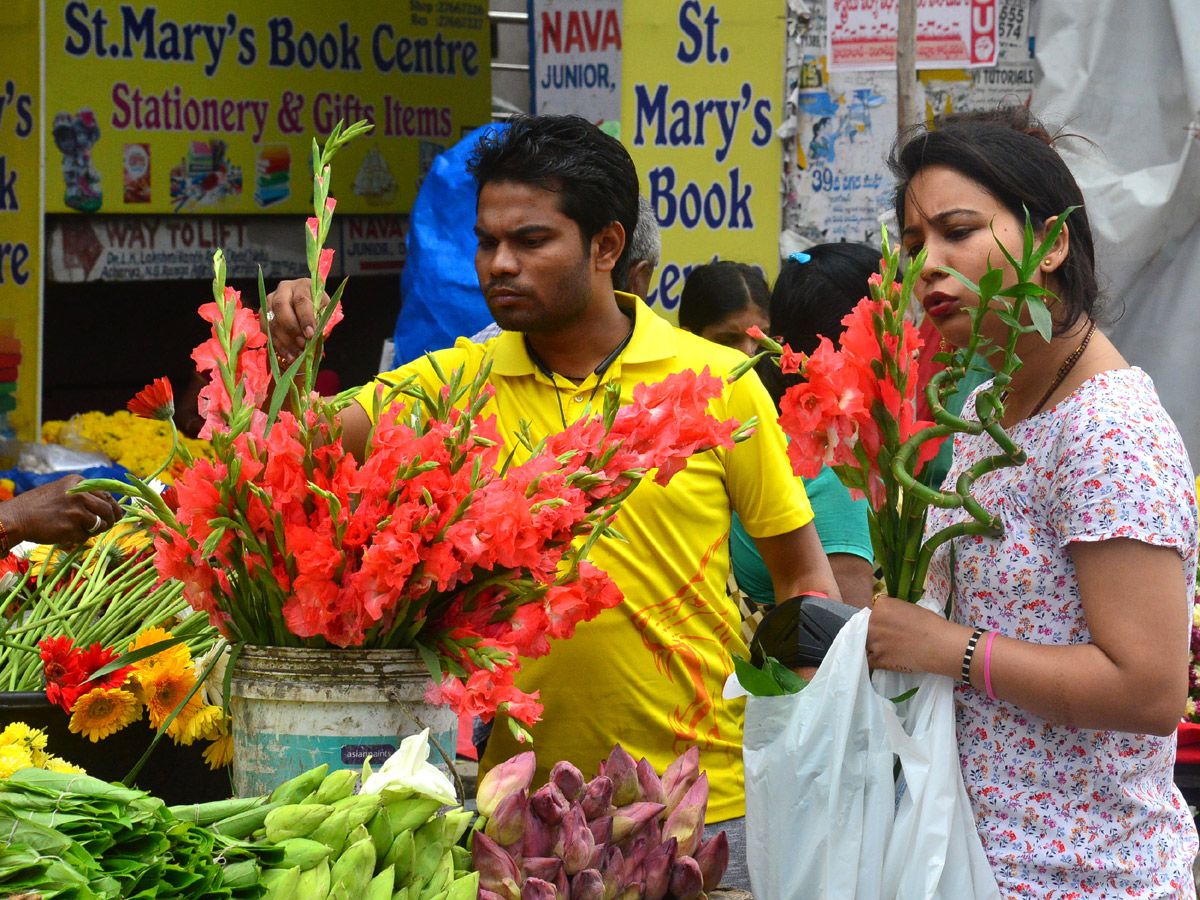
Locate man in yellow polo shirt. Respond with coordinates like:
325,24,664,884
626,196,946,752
265,114,838,888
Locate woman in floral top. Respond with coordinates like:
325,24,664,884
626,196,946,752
866,107,1199,898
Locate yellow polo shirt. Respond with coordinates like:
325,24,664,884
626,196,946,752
356,293,811,821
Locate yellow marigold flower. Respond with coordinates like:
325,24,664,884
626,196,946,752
0,721,47,752
180,704,225,746
203,731,233,770
128,626,192,680
142,668,205,738
45,755,87,774
0,744,34,778
42,411,213,482
69,688,141,742
1187,698,1197,721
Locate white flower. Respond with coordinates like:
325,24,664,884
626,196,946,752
359,728,457,806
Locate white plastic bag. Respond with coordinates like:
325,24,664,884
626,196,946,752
737,607,999,900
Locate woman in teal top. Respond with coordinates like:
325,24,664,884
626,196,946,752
680,251,876,607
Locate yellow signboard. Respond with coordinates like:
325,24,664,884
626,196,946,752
44,1,492,214
623,0,784,319
0,0,41,440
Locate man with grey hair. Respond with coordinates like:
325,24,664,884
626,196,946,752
470,194,659,342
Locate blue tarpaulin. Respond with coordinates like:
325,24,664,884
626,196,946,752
391,123,508,368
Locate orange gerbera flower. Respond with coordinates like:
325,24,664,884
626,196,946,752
69,688,141,742
142,668,205,738
128,626,192,682
127,376,175,421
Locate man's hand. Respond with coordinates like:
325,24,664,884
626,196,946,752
0,475,124,547
263,279,326,363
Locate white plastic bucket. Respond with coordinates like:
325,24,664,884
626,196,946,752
228,645,458,798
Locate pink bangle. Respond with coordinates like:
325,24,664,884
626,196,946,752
982,631,998,700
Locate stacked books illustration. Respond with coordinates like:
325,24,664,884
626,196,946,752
255,145,291,208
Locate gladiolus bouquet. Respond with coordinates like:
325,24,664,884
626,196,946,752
84,122,753,735
754,218,1068,603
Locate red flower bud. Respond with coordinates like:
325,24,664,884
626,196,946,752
586,816,613,846
635,757,665,805
694,831,729,893
485,789,529,848
521,878,557,900
599,845,625,900
661,773,708,858
603,745,639,807
550,760,586,802
610,802,666,844
523,811,554,859
668,856,704,900
554,805,595,876
570,870,603,900
641,837,677,900
521,857,564,884
580,775,614,820
661,746,700,816
478,751,536,817
531,782,570,826
472,832,522,900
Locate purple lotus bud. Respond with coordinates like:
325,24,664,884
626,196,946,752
661,773,707,858
478,751,537,818
587,815,613,846
481,891,507,900
522,879,557,900
604,745,639,807
524,813,554,859
554,862,572,900
635,758,665,806
621,831,653,874
610,802,666,843
580,776,614,820
473,832,523,900
600,846,624,900
571,869,603,900
486,789,529,848
550,760,585,802
554,805,596,876
531,782,570,826
694,832,729,893
522,857,565,884
661,747,700,817
615,888,640,900
668,856,704,900
641,837,677,900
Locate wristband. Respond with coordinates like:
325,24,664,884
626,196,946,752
983,630,998,700
960,626,986,685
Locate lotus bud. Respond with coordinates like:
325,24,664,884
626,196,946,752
580,777,614,820
571,870,603,900
660,774,707,858
693,832,729,893
522,857,564,884
521,878,557,900
481,891,507,900
614,888,640,900
626,864,645,897
477,752,537,818
523,809,555,859
554,805,595,876
661,747,699,816
485,789,529,847
530,783,570,826
586,816,613,846
620,832,653,874
641,837,677,900
554,860,572,900
610,802,666,843
550,761,585,802
472,832,523,900
600,846,624,900
635,758,665,806
603,746,639,807
668,856,704,900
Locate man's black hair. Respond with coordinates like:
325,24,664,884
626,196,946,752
468,115,640,290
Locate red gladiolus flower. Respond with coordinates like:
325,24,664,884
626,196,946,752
127,377,175,421
318,248,334,282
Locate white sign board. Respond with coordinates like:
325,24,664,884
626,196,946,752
828,0,999,71
530,0,624,131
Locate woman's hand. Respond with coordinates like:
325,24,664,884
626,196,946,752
865,594,973,678
0,475,123,547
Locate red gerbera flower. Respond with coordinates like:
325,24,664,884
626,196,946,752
39,636,88,712
127,377,175,421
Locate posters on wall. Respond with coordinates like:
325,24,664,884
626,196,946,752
784,0,1033,249
530,0,623,133
624,0,784,318
44,1,492,215
0,0,41,440
827,0,999,71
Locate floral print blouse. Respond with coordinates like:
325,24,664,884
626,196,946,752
925,367,1199,898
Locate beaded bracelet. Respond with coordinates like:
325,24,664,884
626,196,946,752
960,626,987,685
